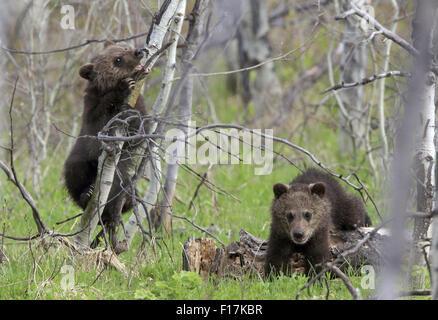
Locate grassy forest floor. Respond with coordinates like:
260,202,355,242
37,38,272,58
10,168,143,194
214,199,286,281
0,124,431,299
0,156,380,300
0,102,401,300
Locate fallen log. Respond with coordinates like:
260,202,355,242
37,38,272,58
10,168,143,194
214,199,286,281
182,227,389,279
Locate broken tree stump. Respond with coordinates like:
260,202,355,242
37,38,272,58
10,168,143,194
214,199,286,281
182,228,388,279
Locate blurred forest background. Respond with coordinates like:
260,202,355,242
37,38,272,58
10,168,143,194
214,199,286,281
0,0,432,299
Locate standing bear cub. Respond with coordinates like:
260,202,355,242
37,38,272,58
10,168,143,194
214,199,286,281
264,168,371,277
64,40,149,249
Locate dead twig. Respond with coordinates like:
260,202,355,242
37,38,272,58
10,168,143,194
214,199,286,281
188,167,210,210
55,212,83,225
327,264,361,300
172,212,225,247
335,4,418,56
1,31,150,55
5,77,48,237
321,71,410,94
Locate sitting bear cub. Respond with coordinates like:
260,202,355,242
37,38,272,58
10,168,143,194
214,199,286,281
264,168,371,276
63,40,149,249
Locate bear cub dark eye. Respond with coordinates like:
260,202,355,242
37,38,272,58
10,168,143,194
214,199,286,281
304,211,312,221
114,57,122,65
287,212,294,222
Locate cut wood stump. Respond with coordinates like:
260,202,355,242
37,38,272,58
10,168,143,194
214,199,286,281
182,228,388,279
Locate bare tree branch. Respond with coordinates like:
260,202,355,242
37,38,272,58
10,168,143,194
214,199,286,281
0,31,150,55
321,71,410,94
335,4,418,56
5,77,48,237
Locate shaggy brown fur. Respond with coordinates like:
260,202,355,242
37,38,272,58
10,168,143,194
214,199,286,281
264,168,371,277
63,40,149,249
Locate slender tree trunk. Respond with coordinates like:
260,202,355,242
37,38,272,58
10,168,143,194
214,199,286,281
119,0,184,248
433,182,438,298
72,130,124,250
157,86,191,233
158,0,210,233
379,0,438,299
337,0,368,157
377,0,399,172
432,10,438,299
408,0,438,293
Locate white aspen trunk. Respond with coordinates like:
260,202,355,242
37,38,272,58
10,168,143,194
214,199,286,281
159,156,179,233
379,1,437,299
143,0,181,69
150,0,185,124
158,0,210,233
119,0,184,247
72,130,124,250
121,148,162,247
377,0,399,171
409,1,438,290
337,0,368,156
158,89,190,233
433,204,438,299
410,73,436,288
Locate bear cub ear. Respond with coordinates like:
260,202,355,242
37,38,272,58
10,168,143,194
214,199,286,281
309,182,325,198
273,183,289,199
79,63,94,80
104,40,115,48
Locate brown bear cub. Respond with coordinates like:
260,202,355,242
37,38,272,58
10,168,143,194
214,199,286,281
64,40,149,249
264,168,371,277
